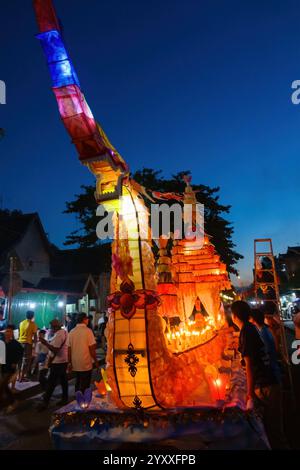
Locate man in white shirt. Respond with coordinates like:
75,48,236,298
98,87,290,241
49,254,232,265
38,319,68,409
67,312,98,393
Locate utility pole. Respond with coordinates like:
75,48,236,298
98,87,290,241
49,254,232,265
7,256,14,323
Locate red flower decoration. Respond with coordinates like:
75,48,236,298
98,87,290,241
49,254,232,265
107,279,160,319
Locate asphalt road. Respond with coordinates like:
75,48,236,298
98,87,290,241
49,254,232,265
0,370,104,450
0,331,299,451
0,349,106,450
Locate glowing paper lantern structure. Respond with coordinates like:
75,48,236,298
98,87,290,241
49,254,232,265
34,0,234,411
75,389,92,410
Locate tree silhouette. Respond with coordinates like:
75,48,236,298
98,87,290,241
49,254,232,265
64,168,243,275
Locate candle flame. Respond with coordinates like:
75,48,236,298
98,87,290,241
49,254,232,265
215,378,221,387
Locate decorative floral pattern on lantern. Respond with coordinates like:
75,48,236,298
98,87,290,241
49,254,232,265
125,343,140,377
133,395,143,409
107,278,160,320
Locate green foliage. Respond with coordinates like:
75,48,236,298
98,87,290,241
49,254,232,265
64,169,243,275
134,169,242,275
0,209,23,217
64,185,99,247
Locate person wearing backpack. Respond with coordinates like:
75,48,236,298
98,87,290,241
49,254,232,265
38,319,68,410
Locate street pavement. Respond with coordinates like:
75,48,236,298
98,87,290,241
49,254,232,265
0,349,106,450
0,337,300,450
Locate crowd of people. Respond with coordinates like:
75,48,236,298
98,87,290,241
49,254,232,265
0,300,299,449
230,301,291,449
0,309,108,413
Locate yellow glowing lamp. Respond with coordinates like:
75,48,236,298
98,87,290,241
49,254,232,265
101,368,112,392
94,380,107,396
94,369,112,396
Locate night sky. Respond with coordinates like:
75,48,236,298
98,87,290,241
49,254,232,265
1,0,300,284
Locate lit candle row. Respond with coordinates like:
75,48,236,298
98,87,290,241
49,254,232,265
166,323,213,352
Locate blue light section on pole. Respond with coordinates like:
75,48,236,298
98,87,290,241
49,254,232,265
37,30,80,88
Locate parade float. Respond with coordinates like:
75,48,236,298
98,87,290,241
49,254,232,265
32,0,269,449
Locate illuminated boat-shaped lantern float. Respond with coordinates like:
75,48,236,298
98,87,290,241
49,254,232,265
33,0,234,412
105,180,232,410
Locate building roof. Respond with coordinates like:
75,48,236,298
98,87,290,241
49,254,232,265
0,212,51,263
287,246,300,255
50,244,111,277
37,274,97,297
279,246,300,259
0,211,111,296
